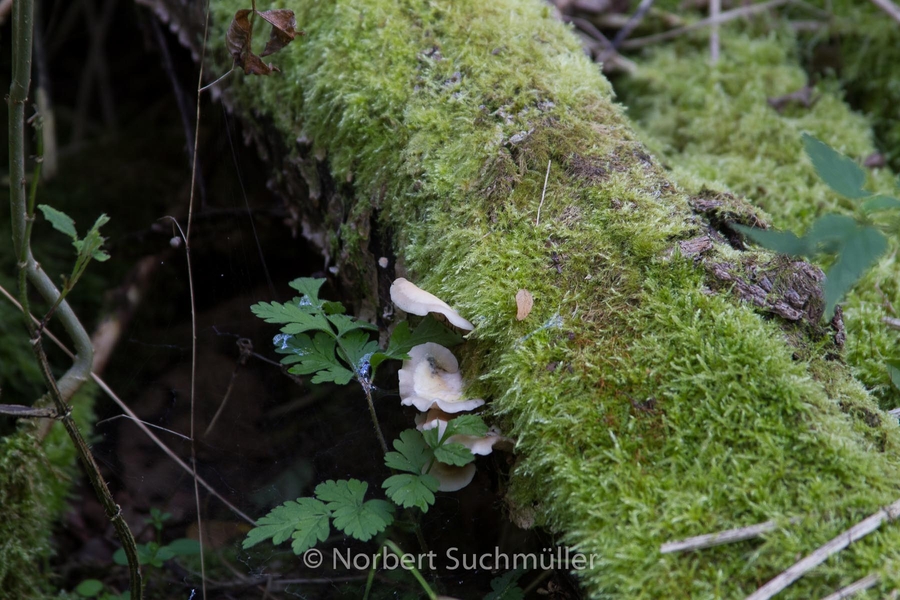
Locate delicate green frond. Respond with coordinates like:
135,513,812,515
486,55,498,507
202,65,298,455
242,497,330,551
327,313,378,337
251,301,331,332
284,332,355,384
288,277,326,307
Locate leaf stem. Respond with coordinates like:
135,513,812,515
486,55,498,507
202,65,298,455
383,540,437,600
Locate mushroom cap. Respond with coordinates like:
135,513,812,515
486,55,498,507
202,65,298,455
428,461,477,492
390,278,474,331
399,344,485,413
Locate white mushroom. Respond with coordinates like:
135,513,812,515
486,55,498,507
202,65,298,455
427,461,476,492
390,278,474,331
399,343,485,413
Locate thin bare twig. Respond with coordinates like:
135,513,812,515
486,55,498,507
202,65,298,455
661,519,783,553
744,499,900,600
536,160,551,227
709,0,721,64
869,0,900,24
611,0,655,49
883,316,900,330
186,1,214,595
620,0,790,50
819,574,880,600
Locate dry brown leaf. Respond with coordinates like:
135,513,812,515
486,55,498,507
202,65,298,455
515,289,533,321
258,9,298,57
226,7,298,76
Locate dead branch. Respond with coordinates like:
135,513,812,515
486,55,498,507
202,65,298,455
744,499,900,600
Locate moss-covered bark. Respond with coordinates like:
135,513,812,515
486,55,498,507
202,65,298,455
615,30,900,411
142,0,900,596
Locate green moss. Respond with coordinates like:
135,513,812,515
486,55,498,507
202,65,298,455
208,0,900,596
615,31,900,410
0,267,99,595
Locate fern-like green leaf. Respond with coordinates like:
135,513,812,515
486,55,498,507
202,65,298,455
287,277,326,308
242,498,330,552
284,332,355,384
251,301,331,333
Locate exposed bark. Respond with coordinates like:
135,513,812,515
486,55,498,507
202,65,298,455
137,0,900,597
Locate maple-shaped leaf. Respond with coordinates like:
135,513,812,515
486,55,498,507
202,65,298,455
382,473,439,512
314,479,394,542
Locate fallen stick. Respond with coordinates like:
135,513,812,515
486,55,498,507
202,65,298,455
745,499,900,600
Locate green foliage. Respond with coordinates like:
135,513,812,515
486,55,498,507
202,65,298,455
887,360,900,393
383,430,441,511
254,277,459,385
244,497,330,554
37,205,110,294
484,569,526,600
74,580,104,597
112,538,200,568
248,278,490,560
146,507,171,533
735,134,896,318
243,479,395,553
73,578,129,600
801,134,869,200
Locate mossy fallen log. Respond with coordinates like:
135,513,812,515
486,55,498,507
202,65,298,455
140,0,900,596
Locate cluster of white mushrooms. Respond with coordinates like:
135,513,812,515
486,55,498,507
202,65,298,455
390,278,506,492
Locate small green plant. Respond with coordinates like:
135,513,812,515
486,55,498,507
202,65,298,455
244,278,491,595
72,509,198,599
73,578,128,600
735,133,900,319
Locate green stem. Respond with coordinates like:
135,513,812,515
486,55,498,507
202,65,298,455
362,549,383,600
7,1,143,597
382,540,437,600
334,335,389,454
